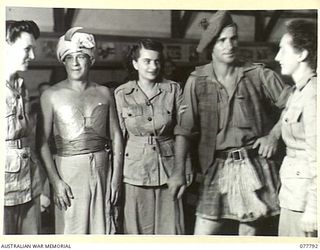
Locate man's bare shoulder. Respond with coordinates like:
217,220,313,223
40,80,70,103
91,82,113,97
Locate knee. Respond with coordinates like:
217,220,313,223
194,216,222,235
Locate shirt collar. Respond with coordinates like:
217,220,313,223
295,71,317,91
6,74,24,90
193,62,245,84
123,80,172,95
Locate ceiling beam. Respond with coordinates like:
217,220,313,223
179,11,195,38
171,10,194,38
53,8,77,33
262,10,283,41
65,8,76,31
53,8,65,33
171,10,181,38
254,11,265,42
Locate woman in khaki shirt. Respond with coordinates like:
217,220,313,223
275,19,317,237
114,39,190,234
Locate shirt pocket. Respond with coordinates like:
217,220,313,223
280,157,311,207
125,145,145,160
122,106,144,135
6,150,23,173
280,159,311,179
233,94,252,128
159,140,175,176
5,149,31,192
123,146,146,181
284,107,303,137
122,106,143,118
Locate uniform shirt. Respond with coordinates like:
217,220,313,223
114,80,183,186
175,62,289,173
5,76,41,206
279,73,317,215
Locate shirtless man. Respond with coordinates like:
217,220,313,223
40,27,123,234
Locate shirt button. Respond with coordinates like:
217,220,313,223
146,101,151,106
147,117,152,121
284,118,288,122
22,153,28,159
18,115,24,120
16,95,20,99
125,153,129,157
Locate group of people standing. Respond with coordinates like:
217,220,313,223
4,10,317,237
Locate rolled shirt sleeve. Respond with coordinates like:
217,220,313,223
174,75,199,139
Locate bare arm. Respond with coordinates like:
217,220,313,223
107,90,124,205
252,112,283,158
167,135,190,200
39,90,73,210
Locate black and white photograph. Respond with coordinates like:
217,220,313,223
2,1,319,248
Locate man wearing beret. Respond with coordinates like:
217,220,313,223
39,27,123,234
174,11,290,235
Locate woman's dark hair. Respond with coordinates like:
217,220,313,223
286,19,317,70
125,38,164,81
6,20,40,44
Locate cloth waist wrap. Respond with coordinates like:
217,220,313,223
55,131,110,156
217,147,267,220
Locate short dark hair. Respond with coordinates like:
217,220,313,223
6,20,40,44
125,38,164,81
286,19,317,70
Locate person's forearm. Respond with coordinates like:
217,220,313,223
40,143,61,187
268,114,283,140
174,135,190,177
111,133,123,186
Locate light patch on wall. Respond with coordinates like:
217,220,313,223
6,7,54,32
72,9,171,37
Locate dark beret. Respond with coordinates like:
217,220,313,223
196,10,234,53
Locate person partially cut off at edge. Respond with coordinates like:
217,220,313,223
5,20,42,234
275,19,317,237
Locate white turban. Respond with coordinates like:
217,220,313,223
56,27,96,64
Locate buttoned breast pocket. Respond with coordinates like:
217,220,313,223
122,106,144,135
155,105,175,129
233,94,253,128
284,107,303,137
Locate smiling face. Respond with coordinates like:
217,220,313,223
7,32,36,73
211,25,238,65
275,33,302,76
132,47,161,83
63,52,91,81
